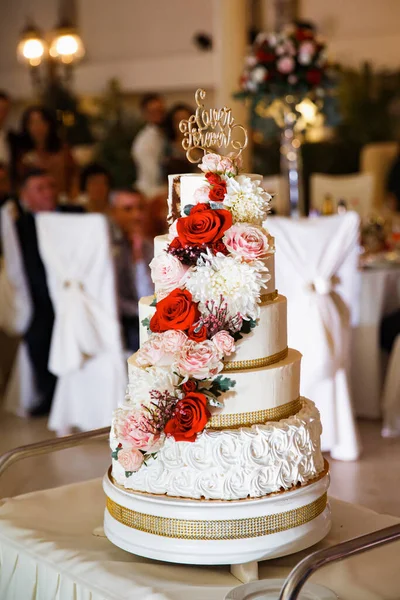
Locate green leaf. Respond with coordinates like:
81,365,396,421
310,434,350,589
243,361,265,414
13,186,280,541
125,471,134,477
141,317,150,330
214,375,236,392
183,204,195,216
111,446,122,460
150,297,157,307
240,318,257,335
209,201,224,210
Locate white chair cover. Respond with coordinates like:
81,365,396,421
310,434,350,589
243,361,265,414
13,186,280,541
382,334,400,438
36,213,127,433
0,202,37,416
310,173,374,219
267,213,361,460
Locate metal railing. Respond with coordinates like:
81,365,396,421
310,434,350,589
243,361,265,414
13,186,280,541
0,427,110,481
278,523,400,599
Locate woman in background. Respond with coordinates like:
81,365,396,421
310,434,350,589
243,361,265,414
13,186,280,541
18,106,78,200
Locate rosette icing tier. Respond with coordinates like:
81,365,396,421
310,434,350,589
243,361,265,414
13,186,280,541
111,398,324,500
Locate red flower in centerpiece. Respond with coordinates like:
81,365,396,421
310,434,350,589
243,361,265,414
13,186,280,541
164,392,210,442
306,69,322,85
187,322,208,342
150,288,200,333
176,203,232,247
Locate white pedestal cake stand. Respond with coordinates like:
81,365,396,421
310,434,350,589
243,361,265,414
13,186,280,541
103,464,331,583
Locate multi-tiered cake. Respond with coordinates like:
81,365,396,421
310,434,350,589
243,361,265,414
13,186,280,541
103,90,330,569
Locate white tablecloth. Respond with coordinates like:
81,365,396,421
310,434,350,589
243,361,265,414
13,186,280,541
0,478,399,600
351,267,400,418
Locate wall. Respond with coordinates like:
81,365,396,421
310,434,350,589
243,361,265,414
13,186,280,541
0,0,215,98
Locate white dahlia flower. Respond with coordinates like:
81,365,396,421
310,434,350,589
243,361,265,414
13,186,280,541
185,252,270,320
223,175,271,225
126,364,179,408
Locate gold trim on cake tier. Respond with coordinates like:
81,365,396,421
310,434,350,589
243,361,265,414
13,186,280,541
260,289,279,304
106,492,328,540
206,396,302,430
223,346,288,372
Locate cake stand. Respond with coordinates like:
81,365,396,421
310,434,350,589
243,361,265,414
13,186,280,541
103,462,331,583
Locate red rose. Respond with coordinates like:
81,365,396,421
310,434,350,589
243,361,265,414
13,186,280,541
212,240,229,255
209,182,227,202
182,379,197,393
256,49,275,63
164,392,210,442
187,322,208,342
205,172,223,185
306,69,322,86
150,288,200,333
176,203,232,246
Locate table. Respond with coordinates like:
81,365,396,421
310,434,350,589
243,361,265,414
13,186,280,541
351,266,400,419
0,478,400,600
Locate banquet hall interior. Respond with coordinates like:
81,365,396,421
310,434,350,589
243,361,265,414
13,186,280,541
0,0,400,599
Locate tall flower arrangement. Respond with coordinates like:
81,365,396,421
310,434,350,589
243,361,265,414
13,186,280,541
111,154,274,477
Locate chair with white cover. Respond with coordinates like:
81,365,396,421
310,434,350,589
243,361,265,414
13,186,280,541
36,213,127,435
267,213,361,461
382,335,400,438
310,173,374,219
0,202,37,416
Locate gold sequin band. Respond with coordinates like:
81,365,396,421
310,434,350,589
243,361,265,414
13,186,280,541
223,346,288,372
106,492,327,540
260,289,279,304
206,396,302,430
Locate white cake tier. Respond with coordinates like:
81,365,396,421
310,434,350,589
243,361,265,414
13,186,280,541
180,173,262,216
139,294,287,366
153,233,276,297
127,348,301,419
110,398,324,501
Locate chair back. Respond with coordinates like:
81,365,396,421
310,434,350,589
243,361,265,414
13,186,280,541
310,173,374,219
360,142,398,209
36,213,123,377
267,213,360,388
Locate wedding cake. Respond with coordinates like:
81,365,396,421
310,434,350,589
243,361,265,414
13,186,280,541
103,90,330,568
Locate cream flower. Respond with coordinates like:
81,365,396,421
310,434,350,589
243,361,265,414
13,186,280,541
223,175,271,225
150,252,187,299
126,364,179,408
185,251,270,320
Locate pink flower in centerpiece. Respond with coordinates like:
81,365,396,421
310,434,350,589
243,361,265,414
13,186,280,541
136,334,172,367
113,407,162,452
177,339,223,380
212,330,236,356
162,329,188,354
223,223,271,261
277,56,295,74
118,448,144,472
194,185,211,204
198,153,221,173
150,252,187,299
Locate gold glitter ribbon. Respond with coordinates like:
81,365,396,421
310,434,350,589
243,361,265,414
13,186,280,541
106,492,327,540
223,346,288,372
260,289,279,304
206,396,302,430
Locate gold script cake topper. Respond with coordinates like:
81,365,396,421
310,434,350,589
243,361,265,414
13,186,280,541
179,89,248,163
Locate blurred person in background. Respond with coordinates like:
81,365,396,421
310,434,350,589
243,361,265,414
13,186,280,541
163,103,195,176
79,162,112,213
0,90,19,188
19,106,78,201
0,162,11,207
131,93,166,198
109,188,153,352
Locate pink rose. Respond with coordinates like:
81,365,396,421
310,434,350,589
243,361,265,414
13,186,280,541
136,334,172,367
194,185,211,204
118,448,144,472
162,329,188,353
277,56,295,74
150,252,187,298
168,219,178,240
218,157,238,175
114,408,161,452
212,331,236,356
177,340,223,380
198,153,221,173
223,223,270,261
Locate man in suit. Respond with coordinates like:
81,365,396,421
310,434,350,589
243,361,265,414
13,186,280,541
0,91,19,189
109,188,154,351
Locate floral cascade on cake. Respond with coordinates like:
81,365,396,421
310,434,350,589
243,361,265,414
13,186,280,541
110,144,325,501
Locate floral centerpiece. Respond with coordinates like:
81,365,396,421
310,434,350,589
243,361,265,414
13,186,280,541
111,153,274,476
237,21,337,216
